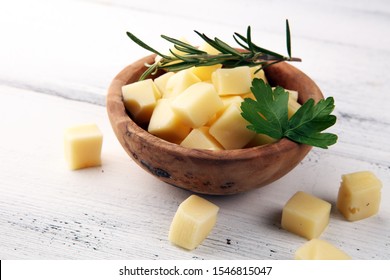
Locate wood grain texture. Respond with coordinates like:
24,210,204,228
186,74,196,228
0,0,389,260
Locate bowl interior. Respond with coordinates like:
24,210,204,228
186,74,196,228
107,55,323,195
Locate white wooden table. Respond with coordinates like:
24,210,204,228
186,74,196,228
0,0,389,260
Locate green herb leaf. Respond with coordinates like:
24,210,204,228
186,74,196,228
286,19,291,58
241,79,338,149
241,79,288,139
126,21,301,80
126,32,168,59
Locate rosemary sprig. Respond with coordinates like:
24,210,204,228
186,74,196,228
126,20,301,81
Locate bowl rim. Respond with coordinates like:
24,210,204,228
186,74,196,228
107,54,314,161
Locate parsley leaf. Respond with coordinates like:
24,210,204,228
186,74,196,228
240,79,338,149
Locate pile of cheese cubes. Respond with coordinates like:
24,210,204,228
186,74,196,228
122,43,300,150
167,170,382,256
281,170,382,260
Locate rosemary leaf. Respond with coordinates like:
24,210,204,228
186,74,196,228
161,35,206,55
286,19,292,58
126,32,168,59
126,20,301,80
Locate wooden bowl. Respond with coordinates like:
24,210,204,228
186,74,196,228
107,54,323,195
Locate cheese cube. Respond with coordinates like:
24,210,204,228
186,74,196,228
192,64,222,81
212,66,252,95
191,43,222,81
221,95,244,108
64,124,103,170
294,239,351,260
169,195,219,250
281,191,331,240
245,133,277,148
250,66,268,83
198,41,220,55
209,103,255,149
154,37,192,64
154,72,174,97
287,89,299,102
169,37,192,56
180,126,223,150
288,95,301,119
148,99,191,144
171,82,224,128
206,95,245,126
122,79,161,124
337,171,382,221
164,69,201,98
243,88,298,106
242,92,255,100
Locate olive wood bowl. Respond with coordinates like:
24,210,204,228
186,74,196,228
107,54,323,195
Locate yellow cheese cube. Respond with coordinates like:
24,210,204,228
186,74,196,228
154,37,192,64
288,95,301,119
281,191,331,240
209,103,256,149
221,95,244,108
164,69,201,98
192,64,222,81
212,66,252,95
154,72,174,97
180,127,223,150
122,79,161,124
243,88,299,108
64,124,103,170
169,37,192,56
171,82,224,128
245,133,277,148
294,239,351,260
250,66,268,83
169,195,219,250
337,171,382,221
191,42,222,81
198,41,220,55
148,99,191,144
287,89,299,102
206,95,245,126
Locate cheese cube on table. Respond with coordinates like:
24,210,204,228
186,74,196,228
212,66,252,95
171,82,224,128
209,103,256,149
294,239,351,260
337,171,382,221
281,191,331,240
192,64,222,81
169,195,219,250
164,69,201,99
153,72,174,97
121,79,161,124
148,99,191,144
64,124,103,170
180,126,223,150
